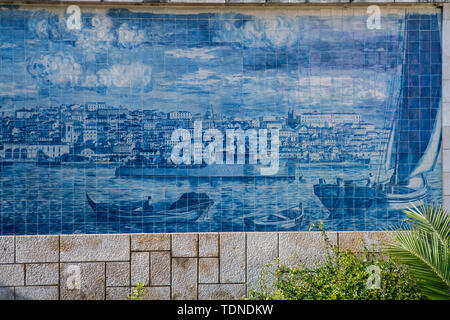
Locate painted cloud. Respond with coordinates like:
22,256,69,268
98,62,152,88
27,53,83,87
0,6,408,120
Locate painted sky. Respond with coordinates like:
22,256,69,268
0,6,415,120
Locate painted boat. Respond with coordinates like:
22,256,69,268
313,13,442,213
375,176,428,210
86,192,214,222
244,203,305,230
36,151,62,167
313,178,376,213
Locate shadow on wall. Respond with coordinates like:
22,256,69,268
0,286,15,300
0,285,48,300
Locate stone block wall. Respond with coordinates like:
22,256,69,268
0,231,392,300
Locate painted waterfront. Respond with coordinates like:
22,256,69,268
0,159,441,235
0,6,443,234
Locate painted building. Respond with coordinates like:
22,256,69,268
1,144,70,160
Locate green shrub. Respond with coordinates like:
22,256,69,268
246,224,422,300
128,282,146,300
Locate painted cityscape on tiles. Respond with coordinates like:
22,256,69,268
0,5,442,234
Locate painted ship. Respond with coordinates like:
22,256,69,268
115,161,296,179
314,13,442,214
35,151,62,167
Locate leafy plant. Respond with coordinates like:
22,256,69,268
246,222,422,300
386,203,450,300
128,282,146,300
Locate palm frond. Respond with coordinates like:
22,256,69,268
387,230,450,299
386,203,450,300
403,203,450,244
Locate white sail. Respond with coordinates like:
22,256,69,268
376,122,396,183
376,63,403,184
385,121,396,171
409,104,442,178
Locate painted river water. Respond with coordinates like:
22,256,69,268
0,156,442,235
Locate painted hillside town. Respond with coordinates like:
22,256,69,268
0,105,385,166
0,5,443,235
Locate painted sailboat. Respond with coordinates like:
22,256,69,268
314,13,442,214
374,108,441,209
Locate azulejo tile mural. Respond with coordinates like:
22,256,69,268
0,5,442,235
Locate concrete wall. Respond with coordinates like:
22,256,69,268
0,231,391,300
443,4,450,209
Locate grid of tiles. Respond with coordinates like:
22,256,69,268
0,5,443,235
